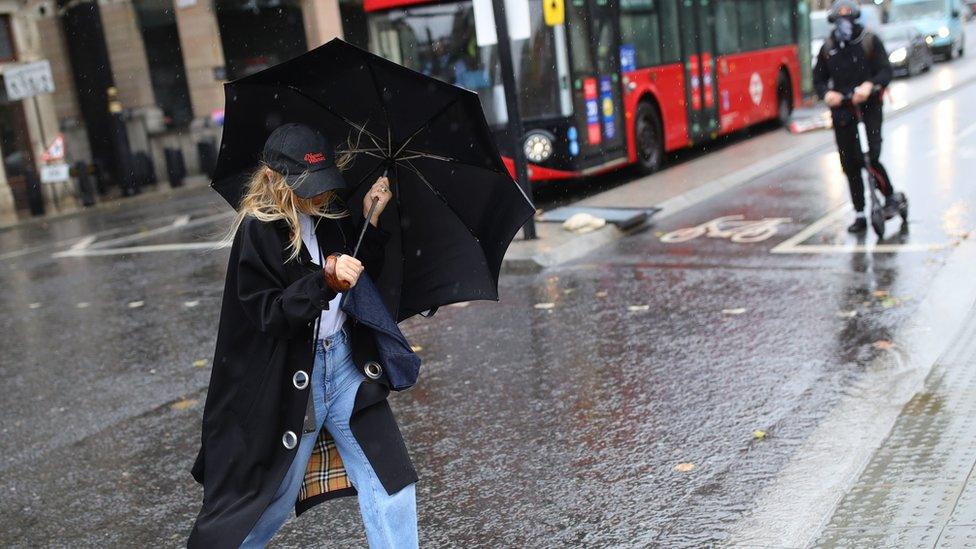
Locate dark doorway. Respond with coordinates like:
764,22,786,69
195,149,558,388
215,0,308,80
134,0,193,127
0,101,35,212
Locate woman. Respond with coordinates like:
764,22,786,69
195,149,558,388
189,123,419,548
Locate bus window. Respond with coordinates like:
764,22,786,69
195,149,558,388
620,0,662,67
764,0,793,46
658,0,681,63
715,0,741,54
568,0,595,73
738,0,766,50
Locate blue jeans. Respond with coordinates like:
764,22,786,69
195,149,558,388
242,328,418,548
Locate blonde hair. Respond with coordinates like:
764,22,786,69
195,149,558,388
223,164,348,261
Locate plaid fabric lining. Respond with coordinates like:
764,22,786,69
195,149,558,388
299,428,352,504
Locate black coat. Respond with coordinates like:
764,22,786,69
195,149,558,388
188,215,418,548
813,25,892,126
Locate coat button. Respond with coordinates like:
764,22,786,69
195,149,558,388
293,370,309,390
282,431,298,450
364,361,383,380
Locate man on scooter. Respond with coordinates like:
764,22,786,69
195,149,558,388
813,0,906,233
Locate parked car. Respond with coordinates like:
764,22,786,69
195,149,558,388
810,5,884,68
888,0,967,59
880,23,935,76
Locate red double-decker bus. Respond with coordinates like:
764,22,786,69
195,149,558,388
363,0,803,181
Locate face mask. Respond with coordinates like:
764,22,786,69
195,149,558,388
835,17,854,42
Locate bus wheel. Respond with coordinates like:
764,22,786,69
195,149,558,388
776,74,793,127
635,102,663,175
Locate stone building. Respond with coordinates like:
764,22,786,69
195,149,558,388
0,0,356,222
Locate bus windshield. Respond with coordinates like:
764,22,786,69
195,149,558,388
367,1,562,127
888,0,947,22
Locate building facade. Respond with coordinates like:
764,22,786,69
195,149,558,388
0,0,353,222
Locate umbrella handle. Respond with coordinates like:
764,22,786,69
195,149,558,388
352,167,388,259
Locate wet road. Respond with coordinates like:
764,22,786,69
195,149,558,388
3,59,976,548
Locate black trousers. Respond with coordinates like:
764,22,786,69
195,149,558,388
832,99,894,212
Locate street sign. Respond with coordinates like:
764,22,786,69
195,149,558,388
40,163,70,184
1,60,55,101
42,134,65,162
544,0,565,25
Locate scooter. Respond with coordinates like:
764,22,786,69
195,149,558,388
844,96,908,239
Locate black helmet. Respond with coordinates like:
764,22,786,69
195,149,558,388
827,0,860,23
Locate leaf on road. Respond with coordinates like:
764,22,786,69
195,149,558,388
192,359,208,368
836,310,857,319
171,398,199,411
534,303,555,310
449,302,470,308
184,300,200,308
595,290,609,298
881,297,901,308
410,345,423,352
872,340,896,350
722,308,747,315
628,305,650,312
563,288,575,295
127,300,145,309
674,462,695,472
76,302,90,309
28,302,41,309
872,290,889,298
753,430,767,440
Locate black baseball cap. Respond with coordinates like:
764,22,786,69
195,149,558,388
262,123,346,198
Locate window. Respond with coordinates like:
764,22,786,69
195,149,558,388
715,0,740,53
620,0,662,66
215,0,308,80
658,0,681,63
568,0,595,74
0,15,15,62
738,0,766,50
764,0,793,46
133,1,193,126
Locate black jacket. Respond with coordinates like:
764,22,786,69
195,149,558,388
813,24,892,125
188,214,418,548
814,24,892,97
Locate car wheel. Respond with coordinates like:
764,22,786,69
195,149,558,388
634,101,663,175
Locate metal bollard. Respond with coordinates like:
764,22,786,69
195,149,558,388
197,139,217,178
25,170,45,217
164,147,186,188
74,161,97,207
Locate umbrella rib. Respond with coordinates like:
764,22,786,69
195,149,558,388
391,97,460,159
399,148,507,176
281,85,390,156
400,159,486,245
362,53,394,157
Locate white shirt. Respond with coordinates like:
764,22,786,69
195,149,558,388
299,214,347,339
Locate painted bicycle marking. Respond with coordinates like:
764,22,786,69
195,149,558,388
660,215,792,244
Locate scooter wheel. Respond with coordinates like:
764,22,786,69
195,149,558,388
871,207,885,238
896,193,909,222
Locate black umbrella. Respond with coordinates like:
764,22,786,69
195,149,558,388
211,39,535,321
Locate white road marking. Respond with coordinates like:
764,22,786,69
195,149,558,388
172,215,191,227
69,235,97,251
772,203,952,254
55,241,224,257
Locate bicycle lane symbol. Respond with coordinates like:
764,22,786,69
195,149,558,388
659,215,793,244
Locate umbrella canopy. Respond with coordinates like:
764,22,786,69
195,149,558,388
211,39,535,321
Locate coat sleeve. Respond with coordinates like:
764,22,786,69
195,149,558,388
236,217,336,336
353,217,389,280
813,44,831,99
869,35,892,88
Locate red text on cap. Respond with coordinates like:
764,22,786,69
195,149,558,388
304,152,326,164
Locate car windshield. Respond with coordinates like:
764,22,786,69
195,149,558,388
367,1,562,127
879,26,912,41
889,0,947,22
811,14,831,40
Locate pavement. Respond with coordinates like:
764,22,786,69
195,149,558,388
2,26,976,548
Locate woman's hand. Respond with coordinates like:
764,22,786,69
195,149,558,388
323,254,364,292
364,176,392,227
